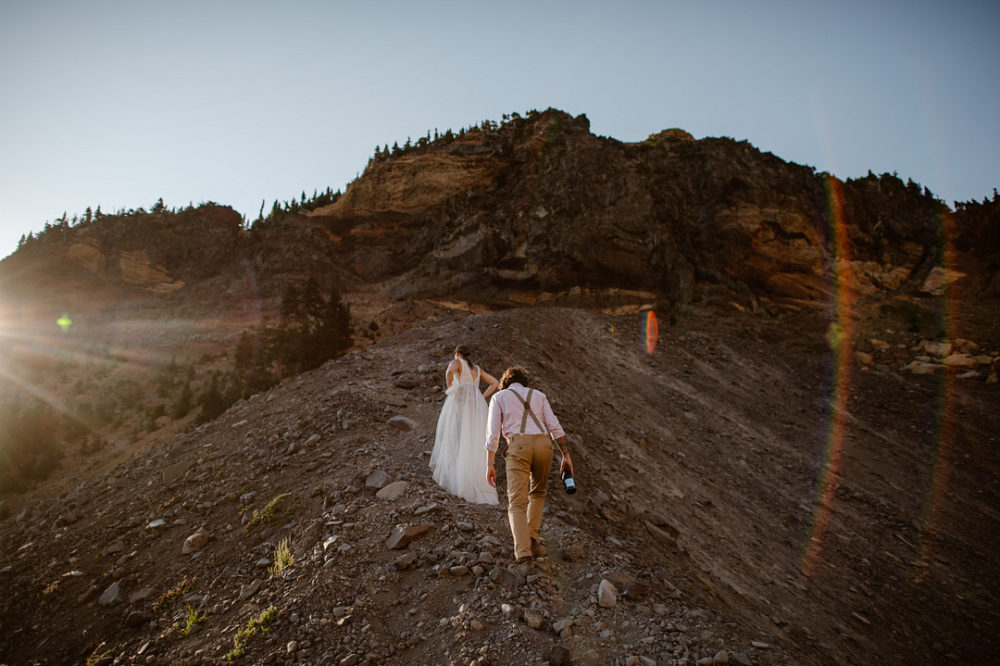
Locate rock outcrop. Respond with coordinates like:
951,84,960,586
5,109,996,314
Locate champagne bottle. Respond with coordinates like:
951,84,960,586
561,468,576,494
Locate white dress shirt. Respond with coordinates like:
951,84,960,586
485,383,565,452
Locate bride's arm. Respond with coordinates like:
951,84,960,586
480,369,500,399
445,359,460,388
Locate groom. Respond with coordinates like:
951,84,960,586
485,366,574,564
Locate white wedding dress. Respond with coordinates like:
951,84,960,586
430,359,499,504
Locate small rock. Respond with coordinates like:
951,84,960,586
902,360,942,375
394,552,417,570
414,503,441,516
751,641,770,649
645,520,678,545
287,641,299,654
77,584,100,604
731,653,753,666
553,618,573,633
523,609,545,630
449,565,469,576
124,610,151,628
624,580,650,601
239,579,262,601
366,470,390,489
376,481,409,501
714,650,730,664
550,645,572,666
490,567,526,587
562,544,586,561
98,581,121,606
386,525,431,550
103,540,125,556
919,339,952,357
943,353,977,368
393,378,420,390
128,588,153,603
869,338,891,351
639,657,657,666
181,529,210,555
145,519,167,530
387,416,417,431
598,579,617,608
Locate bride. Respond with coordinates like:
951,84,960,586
430,345,500,504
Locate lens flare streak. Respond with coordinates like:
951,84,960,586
801,177,855,576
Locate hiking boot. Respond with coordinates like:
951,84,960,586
513,556,535,573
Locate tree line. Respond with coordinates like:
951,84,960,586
193,277,352,424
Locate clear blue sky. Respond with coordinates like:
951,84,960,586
1,0,997,259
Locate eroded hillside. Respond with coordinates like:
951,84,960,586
1,304,997,665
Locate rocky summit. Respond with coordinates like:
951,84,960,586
0,108,998,666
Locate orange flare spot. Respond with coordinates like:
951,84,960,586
645,311,659,355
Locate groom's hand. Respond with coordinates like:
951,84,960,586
486,466,496,488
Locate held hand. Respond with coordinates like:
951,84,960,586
486,466,497,488
560,452,574,476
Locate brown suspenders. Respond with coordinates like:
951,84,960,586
511,388,547,435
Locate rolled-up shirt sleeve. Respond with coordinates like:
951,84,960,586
485,394,503,452
540,397,565,440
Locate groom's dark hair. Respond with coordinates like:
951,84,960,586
499,366,529,390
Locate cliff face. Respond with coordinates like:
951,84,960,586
298,109,984,312
1,205,243,303
5,108,993,316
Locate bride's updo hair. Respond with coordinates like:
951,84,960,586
499,366,529,390
453,345,478,371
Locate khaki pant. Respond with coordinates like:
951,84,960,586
505,433,553,559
